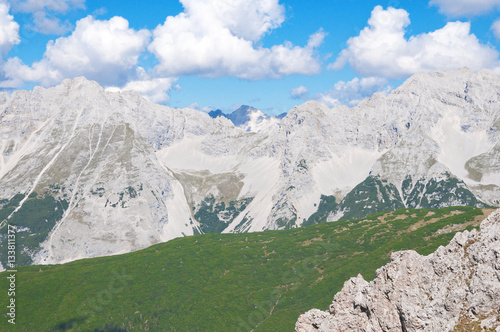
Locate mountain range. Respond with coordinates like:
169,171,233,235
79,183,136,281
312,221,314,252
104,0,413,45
0,67,498,268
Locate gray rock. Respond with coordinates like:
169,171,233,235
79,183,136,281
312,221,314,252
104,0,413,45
296,209,500,331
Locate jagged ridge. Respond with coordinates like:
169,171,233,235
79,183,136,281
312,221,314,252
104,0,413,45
296,209,500,331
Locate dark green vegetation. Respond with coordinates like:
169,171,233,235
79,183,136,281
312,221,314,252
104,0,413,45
0,206,491,331
303,195,337,226
303,175,489,226
194,195,253,233
339,176,405,220
402,174,484,208
0,193,67,267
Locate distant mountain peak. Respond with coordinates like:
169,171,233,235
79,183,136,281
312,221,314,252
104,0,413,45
228,105,264,126
207,105,283,132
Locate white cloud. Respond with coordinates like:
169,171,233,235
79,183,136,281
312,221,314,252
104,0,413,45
9,0,85,34
1,0,324,102
0,56,57,87
290,85,309,99
107,76,177,104
429,0,500,17
180,0,284,41
9,0,85,13
307,28,325,48
492,19,500,39
148,0,323,79
315,77,391,107
290,77,391,107
31,11,71,35
0,1,19,56
331,6,500,79
2,15,151,87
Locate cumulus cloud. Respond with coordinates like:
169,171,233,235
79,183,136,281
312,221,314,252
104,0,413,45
1,0,325,102
429,0,500,17
180,0,285,41
2,15,150,87
292,77,391,107
315,77,391,107
9,0,85,34
0,1,19,56
290,85,309,99
148,0,324,79
30,11,72,35
331,6,500,79
107,76,177,104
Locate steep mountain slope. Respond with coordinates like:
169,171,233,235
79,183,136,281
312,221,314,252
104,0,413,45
296,208,500,332
0,68,499,267
0,78,249,266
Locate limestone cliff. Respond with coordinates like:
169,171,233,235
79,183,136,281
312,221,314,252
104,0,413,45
296,209,500,331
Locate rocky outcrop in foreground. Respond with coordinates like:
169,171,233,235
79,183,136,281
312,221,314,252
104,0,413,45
296,209,500,331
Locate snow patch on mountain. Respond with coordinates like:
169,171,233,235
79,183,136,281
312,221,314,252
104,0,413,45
429,111,496,185
157,136,240,173
224,156,281,233
311,147,385,196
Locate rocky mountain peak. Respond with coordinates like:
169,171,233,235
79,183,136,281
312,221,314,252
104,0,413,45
296,209,500,332
229,105,260,124
60,76,104,93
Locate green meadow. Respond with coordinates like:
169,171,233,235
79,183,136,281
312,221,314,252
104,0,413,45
0,206,491,331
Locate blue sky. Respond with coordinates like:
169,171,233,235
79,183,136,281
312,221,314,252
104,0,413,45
1,0,500,115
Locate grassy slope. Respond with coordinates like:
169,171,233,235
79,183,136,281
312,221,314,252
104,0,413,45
0,206,491,331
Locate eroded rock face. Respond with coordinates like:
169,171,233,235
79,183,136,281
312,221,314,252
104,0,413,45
296,209,500,332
